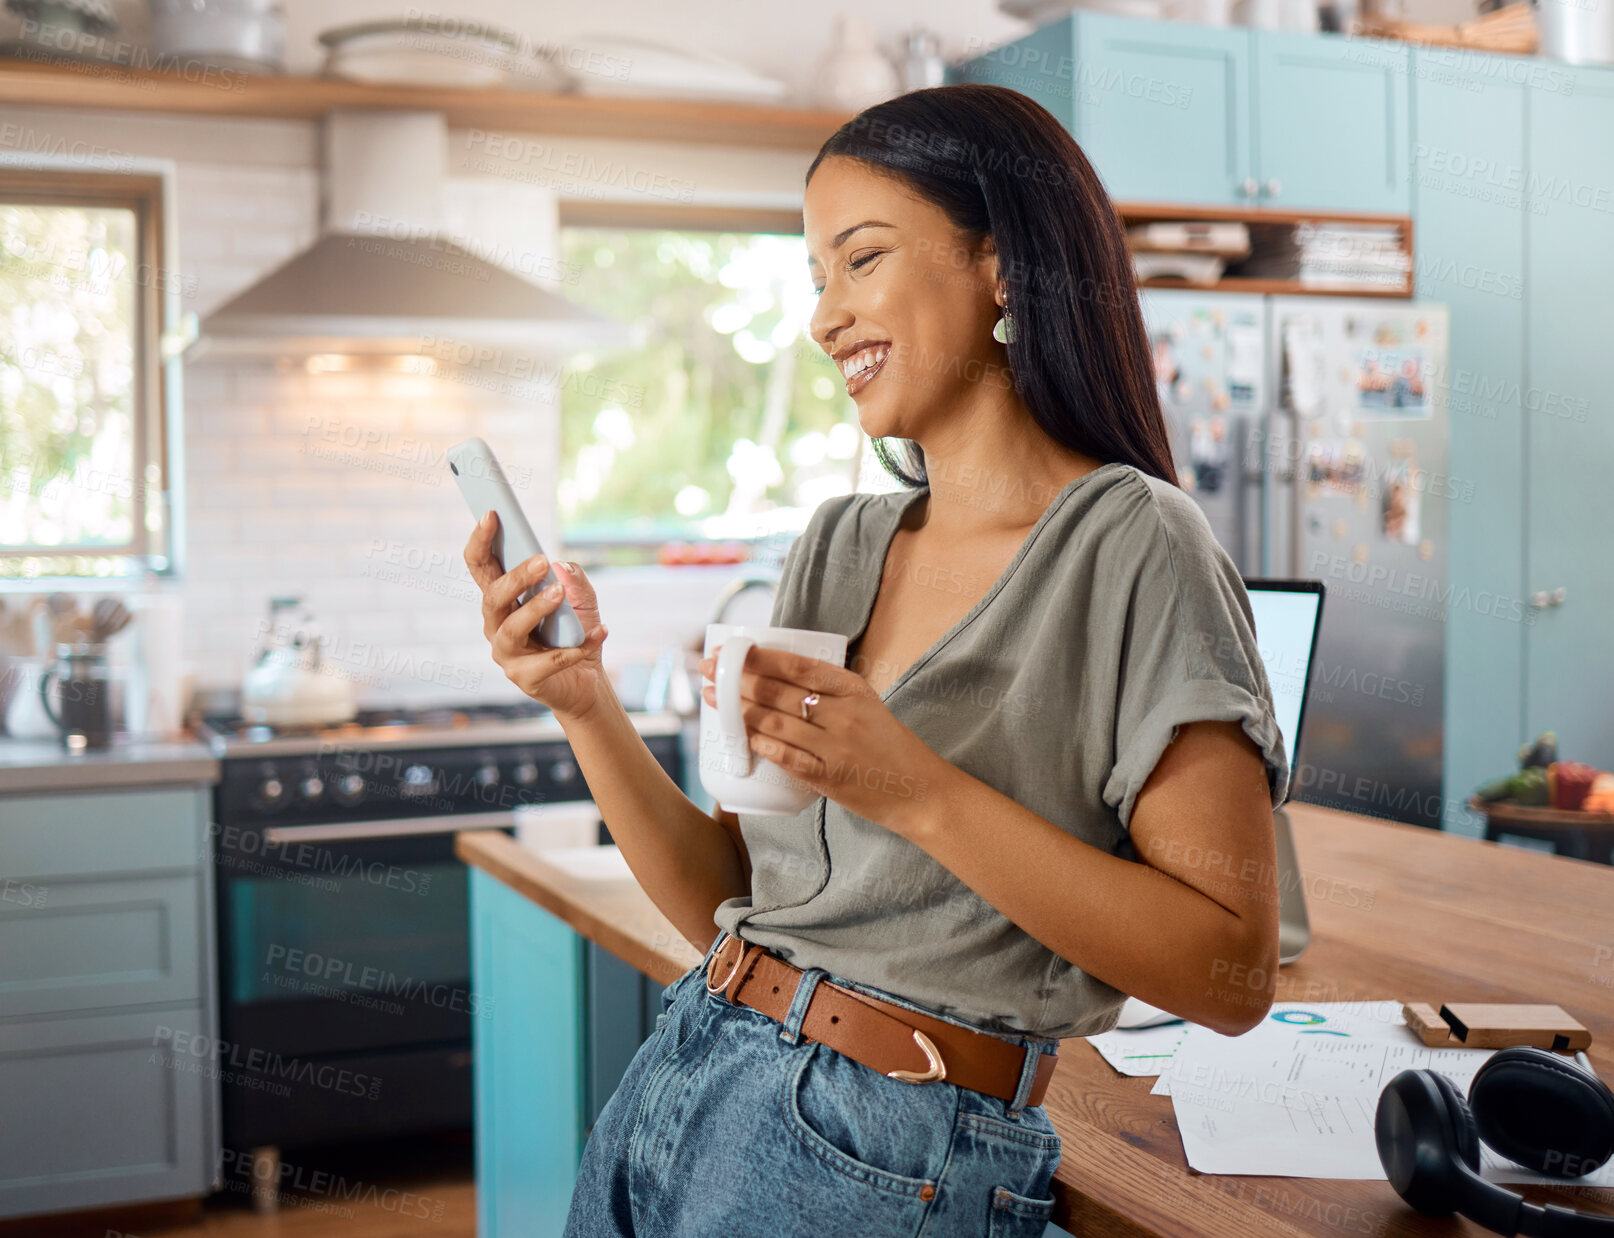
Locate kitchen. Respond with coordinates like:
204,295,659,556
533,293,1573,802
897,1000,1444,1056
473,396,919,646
1,0,1612,1235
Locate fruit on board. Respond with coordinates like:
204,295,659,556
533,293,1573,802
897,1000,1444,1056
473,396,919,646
1517,731,1558,769
1583,772,1614,815
1548,761,1602,811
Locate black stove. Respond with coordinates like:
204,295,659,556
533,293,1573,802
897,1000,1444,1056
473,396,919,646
197,699,561,758
199,698,686,1161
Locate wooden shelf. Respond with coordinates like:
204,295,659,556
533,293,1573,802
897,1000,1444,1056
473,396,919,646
1117,199,1416,299
0,57,852,150
1136,275,1411,298
1115,200,1412,227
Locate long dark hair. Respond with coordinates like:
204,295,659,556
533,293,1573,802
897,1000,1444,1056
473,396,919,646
807,84,1178,490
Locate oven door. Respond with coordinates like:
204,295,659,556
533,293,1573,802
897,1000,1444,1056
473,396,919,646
216,811,514,1060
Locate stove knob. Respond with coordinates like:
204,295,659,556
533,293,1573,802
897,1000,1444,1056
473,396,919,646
550,759,577,785
403,763,437,796
512,760,539,787
476,762,500,789
334,773,365,804
299,776,324,804
259,777,285,808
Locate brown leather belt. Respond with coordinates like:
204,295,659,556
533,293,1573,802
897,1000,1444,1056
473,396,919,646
703,931,1058,1108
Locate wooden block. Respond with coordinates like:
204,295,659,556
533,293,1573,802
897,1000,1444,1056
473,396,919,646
1400,1002,1591,1051
1403,1002,1453,1046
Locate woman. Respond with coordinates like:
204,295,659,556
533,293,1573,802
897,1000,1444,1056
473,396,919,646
463,84,1289,1238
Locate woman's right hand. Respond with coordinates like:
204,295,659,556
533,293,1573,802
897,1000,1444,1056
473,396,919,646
464,511,610,721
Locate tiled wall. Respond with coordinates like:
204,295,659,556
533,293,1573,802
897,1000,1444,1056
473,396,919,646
3,108,804,714
176,161,791,706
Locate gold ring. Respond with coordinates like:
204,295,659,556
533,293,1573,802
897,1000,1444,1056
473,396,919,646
801,691,820,722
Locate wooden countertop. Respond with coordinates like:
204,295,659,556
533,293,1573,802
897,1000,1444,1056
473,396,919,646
457,801,1614,1236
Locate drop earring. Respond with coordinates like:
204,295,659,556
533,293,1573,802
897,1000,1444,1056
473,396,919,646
992,298,1015,345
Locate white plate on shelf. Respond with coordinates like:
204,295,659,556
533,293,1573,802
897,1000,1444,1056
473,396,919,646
318,20,569,90
562,34,789,102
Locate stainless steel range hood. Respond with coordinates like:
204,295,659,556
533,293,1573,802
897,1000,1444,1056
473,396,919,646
189,110,630,360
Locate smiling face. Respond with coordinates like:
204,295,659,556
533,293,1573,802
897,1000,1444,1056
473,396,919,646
804,156,1009,441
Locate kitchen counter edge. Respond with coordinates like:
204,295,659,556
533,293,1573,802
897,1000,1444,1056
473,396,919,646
0,737,220,794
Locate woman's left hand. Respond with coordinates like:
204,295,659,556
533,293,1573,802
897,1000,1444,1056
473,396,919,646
697,644,940,835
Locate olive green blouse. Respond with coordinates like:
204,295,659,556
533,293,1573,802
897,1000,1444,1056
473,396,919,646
711,461,1290,1039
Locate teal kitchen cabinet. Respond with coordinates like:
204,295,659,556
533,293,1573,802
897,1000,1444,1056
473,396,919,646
0,784,221,1220
1411,45,1530,834
1252,29,1409,212
1067,14,1253,206
955,14,1253,205
1418,49,1614,825
1522,61,1614,772
957,16,1408,211
470,869,587,1238
467,869,667,1238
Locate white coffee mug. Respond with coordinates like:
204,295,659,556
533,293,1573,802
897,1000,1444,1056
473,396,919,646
699,622,848,816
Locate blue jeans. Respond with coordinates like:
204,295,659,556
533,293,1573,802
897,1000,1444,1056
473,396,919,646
563,931,1064,1237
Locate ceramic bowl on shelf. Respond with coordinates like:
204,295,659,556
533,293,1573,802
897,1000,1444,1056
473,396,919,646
146,0,286,74
317,18,570,90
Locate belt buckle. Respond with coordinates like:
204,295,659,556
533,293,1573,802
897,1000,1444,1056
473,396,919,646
887,1028,947,1084
705,931,746,998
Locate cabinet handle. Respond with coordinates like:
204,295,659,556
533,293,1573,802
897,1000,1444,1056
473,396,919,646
1528,588,1567,609
1263,177,1281,198
1241,176,1259,198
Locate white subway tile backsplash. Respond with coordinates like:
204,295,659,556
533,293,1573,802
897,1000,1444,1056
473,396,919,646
156,144,766,700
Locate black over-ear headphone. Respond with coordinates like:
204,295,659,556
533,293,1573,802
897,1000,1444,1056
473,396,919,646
1375,1046,1614,1236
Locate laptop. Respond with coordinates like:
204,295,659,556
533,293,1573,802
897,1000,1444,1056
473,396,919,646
1242,579,1326,963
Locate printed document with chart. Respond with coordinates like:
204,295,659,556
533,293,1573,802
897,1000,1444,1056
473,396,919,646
1146,1001,1614,1184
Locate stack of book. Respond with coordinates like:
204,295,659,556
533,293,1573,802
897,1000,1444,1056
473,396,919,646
1239,221,1410,291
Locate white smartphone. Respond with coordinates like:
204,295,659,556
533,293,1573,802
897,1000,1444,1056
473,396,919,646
448,437,586,649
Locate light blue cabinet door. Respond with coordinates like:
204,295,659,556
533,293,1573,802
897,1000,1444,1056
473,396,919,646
0,872,204,1017
1524,63,1614,771
0,1007,213,1217
1253,30,1409,212
1410,46,1529,835
951,17,1081,133
1072,14,1253,205
471,869,587,1238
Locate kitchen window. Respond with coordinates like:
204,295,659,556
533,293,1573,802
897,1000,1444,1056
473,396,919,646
0,169,174,581
555,224,866,567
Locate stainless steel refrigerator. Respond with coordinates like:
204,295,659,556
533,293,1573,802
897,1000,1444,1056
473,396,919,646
1139,289,1452,828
